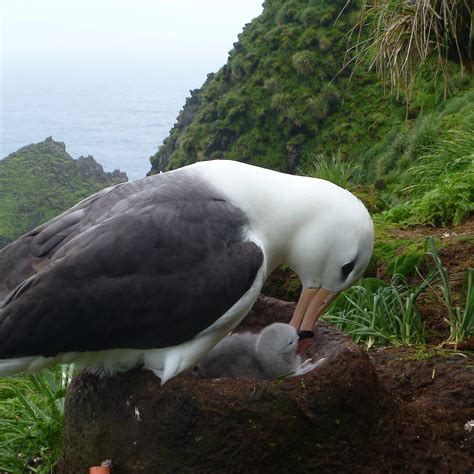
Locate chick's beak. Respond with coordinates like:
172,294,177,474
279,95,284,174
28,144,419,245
290,287,338,354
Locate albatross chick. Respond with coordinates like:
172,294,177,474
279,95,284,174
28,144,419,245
197,323,313,379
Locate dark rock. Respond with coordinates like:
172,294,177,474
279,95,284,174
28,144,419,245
59,296,394,473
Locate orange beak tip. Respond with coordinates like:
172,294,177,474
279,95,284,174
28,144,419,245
297,339,312,355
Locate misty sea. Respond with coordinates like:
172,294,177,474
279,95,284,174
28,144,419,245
0,64,210,181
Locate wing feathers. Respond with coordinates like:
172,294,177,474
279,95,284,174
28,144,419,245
0,170,264,358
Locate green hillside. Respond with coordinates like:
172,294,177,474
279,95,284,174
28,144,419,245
150,0,473,228
0,137,127,248
151,0,405,174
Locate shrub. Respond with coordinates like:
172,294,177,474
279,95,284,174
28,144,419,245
230,56,251,81
298,7,320,26
317,34,332,51
276,1,300,25
291,51,317,76
307,96,329,120
270,93,290,113
320,84,341,108
297,29,320,48
264,77,282,93
283,107,305,128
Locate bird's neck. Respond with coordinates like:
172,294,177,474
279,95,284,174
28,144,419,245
193,160,339,276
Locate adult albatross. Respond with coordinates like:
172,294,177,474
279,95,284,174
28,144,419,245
0,160,373,384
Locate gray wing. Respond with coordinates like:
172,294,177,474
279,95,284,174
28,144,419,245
0,170,264,358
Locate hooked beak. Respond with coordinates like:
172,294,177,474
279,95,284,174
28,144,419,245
290,287,338,353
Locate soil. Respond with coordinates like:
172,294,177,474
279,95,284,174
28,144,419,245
366,346,474,472
390,218,474,342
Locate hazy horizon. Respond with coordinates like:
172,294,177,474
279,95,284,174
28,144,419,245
0,0,264,178
2,0,263,65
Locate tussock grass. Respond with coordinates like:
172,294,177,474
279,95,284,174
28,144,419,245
291,51,318,76
424,237,473,347
303,151,362,190
385,128,474,226
405,129,474,194
347,0,472,98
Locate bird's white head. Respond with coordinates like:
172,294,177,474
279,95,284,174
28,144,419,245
285,179,374,336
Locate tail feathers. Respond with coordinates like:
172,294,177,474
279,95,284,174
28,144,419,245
0,355,58,377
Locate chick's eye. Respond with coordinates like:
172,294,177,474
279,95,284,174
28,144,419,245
341,260,356,280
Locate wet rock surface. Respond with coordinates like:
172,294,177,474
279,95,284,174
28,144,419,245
59,296,392,473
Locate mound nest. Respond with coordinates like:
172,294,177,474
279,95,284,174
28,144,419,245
58,296,395,473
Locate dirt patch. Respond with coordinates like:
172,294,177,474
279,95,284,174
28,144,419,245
366,346,474,472
388,217,474,289
388,217,474,242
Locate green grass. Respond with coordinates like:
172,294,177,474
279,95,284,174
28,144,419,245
382,128,474,227
0,366,73,473
147,0,473,232
322,276,426,348
149,0,408,175
301,150,361,190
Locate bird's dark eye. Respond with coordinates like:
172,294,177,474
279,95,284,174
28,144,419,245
341,260,356,280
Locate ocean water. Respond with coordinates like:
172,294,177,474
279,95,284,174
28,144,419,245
0,64,210,181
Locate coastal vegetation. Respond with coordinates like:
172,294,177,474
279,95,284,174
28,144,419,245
150,0,473,231
0,137,127,248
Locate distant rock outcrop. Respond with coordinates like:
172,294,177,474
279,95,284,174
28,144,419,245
0,137,127,248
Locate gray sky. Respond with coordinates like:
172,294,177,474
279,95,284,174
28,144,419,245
1,0,263,72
